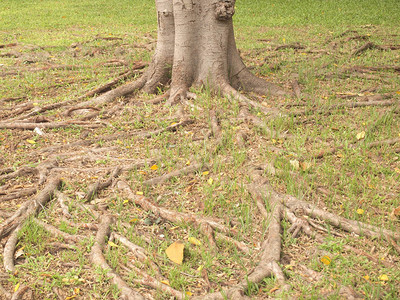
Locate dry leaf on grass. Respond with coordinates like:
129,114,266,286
188,237,201,246
165,241,184,265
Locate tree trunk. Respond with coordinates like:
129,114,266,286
142,0,286,104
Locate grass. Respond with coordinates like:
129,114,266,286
1,0,400,299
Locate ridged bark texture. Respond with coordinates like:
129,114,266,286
145,0,285,103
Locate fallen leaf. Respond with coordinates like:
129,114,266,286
161,280,170,286
300,161,311,171
188,237,202,246
186,291,193,296
363,275,370,281
15,246,25,259
379,274,389,281
165,241,184,265
108,241,119,247
269,286,280,293
136,191,143,195
123,200,129,205
150,164,158,170
356,131,366,140
14,283,20,292
290,159,300,170
320,255,331,265
202,171,209,176
392,206,400,216
356,208,364,215
26,139,36,144
207,178,214,185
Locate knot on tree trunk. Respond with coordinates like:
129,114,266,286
214,0,235,21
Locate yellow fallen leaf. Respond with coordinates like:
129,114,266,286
26,139,36,144
269,286,280,293
65,296,76,300
186,291,193,296
207,178,214,185
186,160,191,166
33,102,39,106
161,280,170,286
356,208,364,215
136,191,143,195
320,255,331,265
108,241,119,247
290,159,300,170
396,91,400,95
165,241,184,265
392,206,400,217
123,200,129,204
363,275,370,281
395,168,400,174
379,274,389,281
271,138,277,144
170,122,178,126
14,283,20,292
197,265,204,272
188,237,202,246
150,164,158,170
300,161,311,171
202,171,209,176
356,131,366,140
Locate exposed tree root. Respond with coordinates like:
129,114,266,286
117,180,237,237
32,218,82,243
0,120,104,130
85,166,122,201
314,137,400,159
10,284,32,300
0,167,38,182
90,214,146,300
1,178,61,272
143,162,204,186
0,187,37,202
352,42,386,56
293,99,397,117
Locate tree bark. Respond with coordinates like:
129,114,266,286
141,0,286,104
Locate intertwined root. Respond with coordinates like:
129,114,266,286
1,78,399,299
